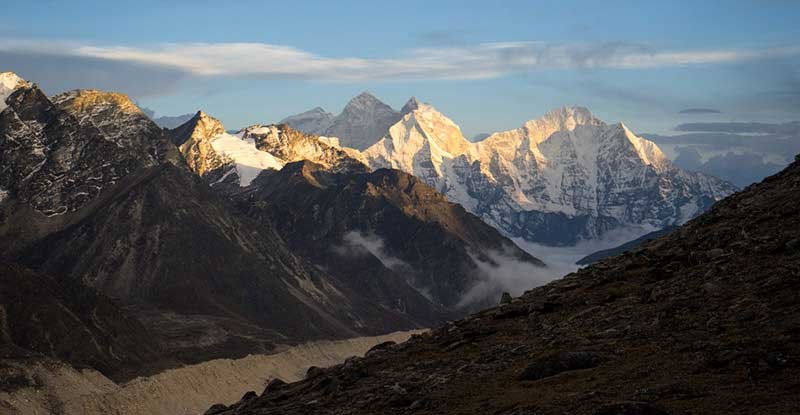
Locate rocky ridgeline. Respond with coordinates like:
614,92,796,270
208,157,800,414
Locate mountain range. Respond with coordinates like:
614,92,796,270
0,73,543,378
284,94,737,245
0,74,736,345
1,70,796,414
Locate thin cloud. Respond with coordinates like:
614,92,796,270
2,38,798,83
333,231,408,270
679,108,722,114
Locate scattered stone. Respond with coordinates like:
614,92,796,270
492,305,530,320
306,366,325,379
386,383,407,395
785,238,800,254
703,282,722,296
528,301,560,314
263,378,286,394
240,391,257,402
409,398,430,410
766,352,788,369
592,401,671,415
500,292,513,304
366,341,396,356
203,403,228,415
518,351,602,381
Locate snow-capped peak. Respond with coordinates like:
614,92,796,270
362,104,735,245
0,71,30,112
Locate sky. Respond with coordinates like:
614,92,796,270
1,0,799,137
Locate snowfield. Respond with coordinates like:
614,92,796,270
210,132,285,186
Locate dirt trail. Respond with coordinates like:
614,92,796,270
0,330,423,415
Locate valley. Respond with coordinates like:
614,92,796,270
1,330,422,415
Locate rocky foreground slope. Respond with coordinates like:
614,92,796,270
211,157,800,414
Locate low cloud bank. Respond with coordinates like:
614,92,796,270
456,226,661,307
457,244,581,308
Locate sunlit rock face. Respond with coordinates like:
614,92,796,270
0,85,168,216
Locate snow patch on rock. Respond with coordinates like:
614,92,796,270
210,132,284,186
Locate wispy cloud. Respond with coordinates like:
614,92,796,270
333,231,408,270
2,38,798,83
678,108,722,114
675,121,800,135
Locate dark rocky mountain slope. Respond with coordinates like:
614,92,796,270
0,82,445,365
211,156,800,414
0,263,166,382
576,227,678,265
239,161,545,310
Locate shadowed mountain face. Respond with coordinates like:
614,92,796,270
239,161,545,310
211,157,800,414
15,165,359,339
0,263,165,382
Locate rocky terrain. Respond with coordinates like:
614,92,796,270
0,263,167,382
0,76,445,367
210,156,800,414
239,160,544,310
0,84,163,217
240,123,367,174
576,227,678,265
169,112,547,309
